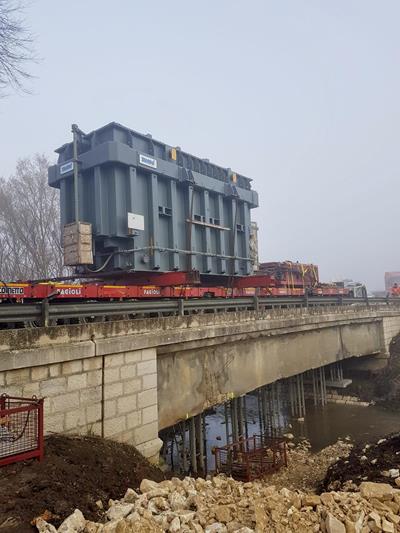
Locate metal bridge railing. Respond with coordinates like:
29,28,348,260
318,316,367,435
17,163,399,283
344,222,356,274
0,296,397,328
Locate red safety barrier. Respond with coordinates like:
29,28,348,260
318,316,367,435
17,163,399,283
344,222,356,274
0,395,44,467
214,435,287,482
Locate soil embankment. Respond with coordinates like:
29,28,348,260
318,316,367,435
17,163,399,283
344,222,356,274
348,333,400,406
0,435,165,532
323,432,400,492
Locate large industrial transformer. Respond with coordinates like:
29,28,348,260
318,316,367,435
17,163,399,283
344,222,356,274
48,122,259,276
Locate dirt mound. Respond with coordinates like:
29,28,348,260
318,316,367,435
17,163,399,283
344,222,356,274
0,434,165,532
268,438,352,492
322,432,400,491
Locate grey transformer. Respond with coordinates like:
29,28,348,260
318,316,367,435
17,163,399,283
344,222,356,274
48,122,259,276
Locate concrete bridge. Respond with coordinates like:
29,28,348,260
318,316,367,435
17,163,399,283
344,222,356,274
1,305,399,461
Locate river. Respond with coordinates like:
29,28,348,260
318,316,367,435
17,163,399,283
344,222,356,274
161,395,400,473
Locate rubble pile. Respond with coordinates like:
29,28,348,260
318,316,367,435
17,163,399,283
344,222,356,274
36,476,400,533
269,438,352,491
324,433,400,492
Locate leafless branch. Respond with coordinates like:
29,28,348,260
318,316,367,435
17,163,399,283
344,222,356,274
0,155,64,280
0,0,35,95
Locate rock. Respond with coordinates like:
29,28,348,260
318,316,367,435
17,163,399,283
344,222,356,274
284,433,294,440
83,522,103,533
292,493,302,509
183,476,195,487
368,511,381,531
140,479,160,493
369,498,392,513
176,511,196,524
389,468,399,478
197,511,208,527
279,487,292,499
302,495,321,507
146,488,170,499
133,493,148,510
382,518,395,533
142,509,153,521
344,519,356,533
215,505,232,523
147,500,159,515
387,512,400,525
226,522,243,532
395,477,400,488
213,477,226,489
126,511,141,522
325,513,346,533
359,482,397,501
106,503,135,521
35,518,58,533
169,491,187,511
320,493,334,506
352,511,365,533
151,496,169,511
169,517,181,532
58,509,86,533
152,514,169,530
102,520,128,533
233,529,255,533
158,480,174,491
237,498,249,508
205,524,228,533
189,522,205,533
122,488,139,503
368,521,380,533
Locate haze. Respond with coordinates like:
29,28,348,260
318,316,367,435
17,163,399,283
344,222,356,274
1,0,399,291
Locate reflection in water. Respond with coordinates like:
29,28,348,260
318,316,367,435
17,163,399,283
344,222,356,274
204,393,289,466
161,396,400,474
293,403,400,450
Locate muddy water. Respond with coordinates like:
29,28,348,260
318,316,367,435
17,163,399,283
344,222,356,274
162,396,400,473
291,403,400,450
205,401,400,454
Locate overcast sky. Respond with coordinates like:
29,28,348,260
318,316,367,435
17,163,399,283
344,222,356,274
1,0,399,291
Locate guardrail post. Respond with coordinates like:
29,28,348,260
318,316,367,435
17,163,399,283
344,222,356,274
41,299,49,327
303,292,309,309
178,299,185,317
253,295,259,312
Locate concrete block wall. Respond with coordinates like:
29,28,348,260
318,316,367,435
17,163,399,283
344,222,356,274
1,357,103,436
0,347,161,462
102,348,160,459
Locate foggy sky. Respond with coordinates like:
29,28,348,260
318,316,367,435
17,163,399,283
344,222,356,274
1,0,399,291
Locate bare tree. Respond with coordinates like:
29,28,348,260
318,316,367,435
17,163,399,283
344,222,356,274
0,0,34,95
0,155,63,280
